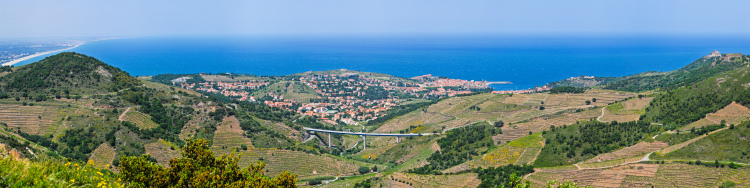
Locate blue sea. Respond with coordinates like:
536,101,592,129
15,35,750,90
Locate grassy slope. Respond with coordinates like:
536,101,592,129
643,65,750,126
652,123,750,163
604,55,748,92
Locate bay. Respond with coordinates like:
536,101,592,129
16,35,750,90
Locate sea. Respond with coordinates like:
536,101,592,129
14,35,750,91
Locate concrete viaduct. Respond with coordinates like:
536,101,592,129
303,127,424,149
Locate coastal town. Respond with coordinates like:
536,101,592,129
175,73,549,125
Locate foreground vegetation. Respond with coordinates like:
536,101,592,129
120,139,297,187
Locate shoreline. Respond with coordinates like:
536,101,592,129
2,42,85,66
1,37,121,67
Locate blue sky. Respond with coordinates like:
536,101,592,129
1,0,749,38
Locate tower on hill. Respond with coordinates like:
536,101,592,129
706,49,721,58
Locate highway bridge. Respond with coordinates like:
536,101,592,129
303,127,424,149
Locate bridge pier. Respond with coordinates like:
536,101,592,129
396,136,399,143
363,136,366,150
328,133,331,147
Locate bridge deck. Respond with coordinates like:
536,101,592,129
303,127,422,137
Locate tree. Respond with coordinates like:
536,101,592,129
372,165,378,172
358,166,371,174
308,180,322,185
592,98,597,102
119,139,297,187
585,100,591,105
494,120,505,128
715,159,720,168
539,106,545,110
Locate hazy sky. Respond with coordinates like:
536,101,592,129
2,0,750,38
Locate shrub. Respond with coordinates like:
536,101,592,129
358,166,371,174
308,180,322,185
119,139,297,187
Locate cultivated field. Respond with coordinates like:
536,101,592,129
446,133,544,173
214,148,379,179
0,104,45,134
374,110,453,133
386,172,482,188
681,101,750,131
145,139,181,167
543,89,634,110
599,107,641,122
493,107,601,144
619,163,750,187
650,163,750,187
576,154,645,169
621,97,653,110
210,116,253,150
256,117,303,142
656,128,726,154
527,163,659,188
179,109,209,140
584,141,668,163
122,110,159,129
88,143,116,170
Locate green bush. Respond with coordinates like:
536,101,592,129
358,166,371,174
119,139,298,187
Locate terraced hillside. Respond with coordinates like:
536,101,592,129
532,162,750,187
210,116,253,150
653,121,750,164
446,133,544,173
0,104,45,134
680,101,750,131
528,163,660,188
214,147,380,179
599,96,653,123
121,109,159,129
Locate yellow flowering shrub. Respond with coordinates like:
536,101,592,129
119,139,297,187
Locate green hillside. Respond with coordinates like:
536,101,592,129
603,54,749,92
643,65,750,126
0,52,140,95
652,122,750,163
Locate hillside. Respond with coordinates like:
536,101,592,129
603,54,749,92
2,52,750,187
643,65,750,126
0,52,141,95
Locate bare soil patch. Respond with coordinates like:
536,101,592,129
585,141,668,163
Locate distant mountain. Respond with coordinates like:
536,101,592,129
0,52,140,94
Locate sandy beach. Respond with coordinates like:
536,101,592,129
2,42,85,66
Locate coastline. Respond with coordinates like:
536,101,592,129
2,42,85,66
0,37,121,67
